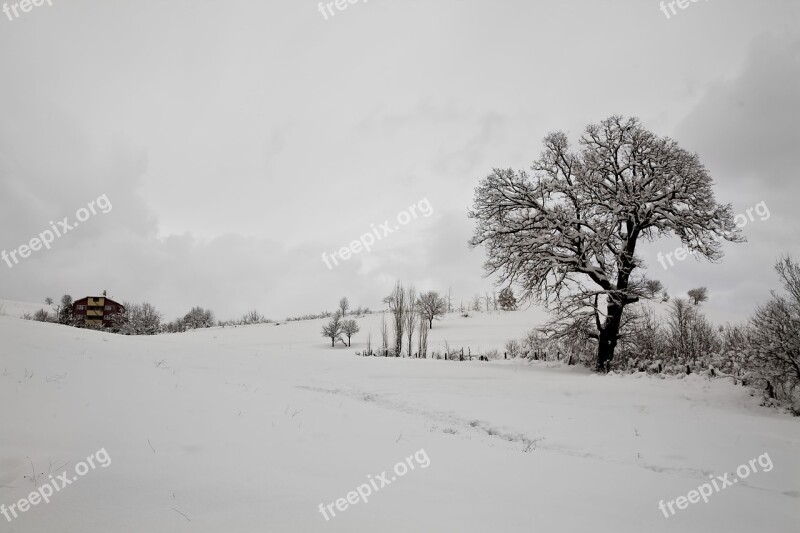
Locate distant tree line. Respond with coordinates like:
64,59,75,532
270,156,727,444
288,305,372,323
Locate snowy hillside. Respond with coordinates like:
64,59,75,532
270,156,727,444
1,311,797,532
0,299,49,319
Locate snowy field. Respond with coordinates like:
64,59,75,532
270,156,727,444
1,308,798,532
0,300,48,320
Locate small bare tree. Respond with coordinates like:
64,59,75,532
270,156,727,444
644,280,665,298
321,312,343,347
404,285,417,357
471,294,481,312
380,313,389,356
688,287,708,306
617,303,663,368
341,319,360,347
417,291,446,329
664,298,717,365
387,282,405,356
58,294,73,324
418,317,429,358
339,297,350,318
242,309,264,324
498,287,517,311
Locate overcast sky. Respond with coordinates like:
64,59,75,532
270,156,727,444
1,0,798,323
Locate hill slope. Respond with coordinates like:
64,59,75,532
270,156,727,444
0,312,798,532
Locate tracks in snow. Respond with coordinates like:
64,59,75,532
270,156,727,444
295,383,794,497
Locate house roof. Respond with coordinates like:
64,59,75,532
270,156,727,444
73,296,124,308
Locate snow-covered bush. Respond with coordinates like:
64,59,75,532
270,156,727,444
615,299,720,373
485,349,500,360
745,256,800,412
241,310,265,325
183,306,215,329
505,339,521,358
112,302,162,335
521,328,546,358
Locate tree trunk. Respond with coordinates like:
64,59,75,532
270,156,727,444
596,332,614,371
596,304,623,372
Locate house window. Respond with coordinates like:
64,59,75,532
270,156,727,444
77,305,86,310
105,305,112,310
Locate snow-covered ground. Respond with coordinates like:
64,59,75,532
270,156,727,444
1,308,798,532
0,300,49,319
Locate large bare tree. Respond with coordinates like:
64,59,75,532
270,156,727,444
469,116,741,371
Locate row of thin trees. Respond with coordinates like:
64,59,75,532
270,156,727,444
321,286,518,356
379,282,448,358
